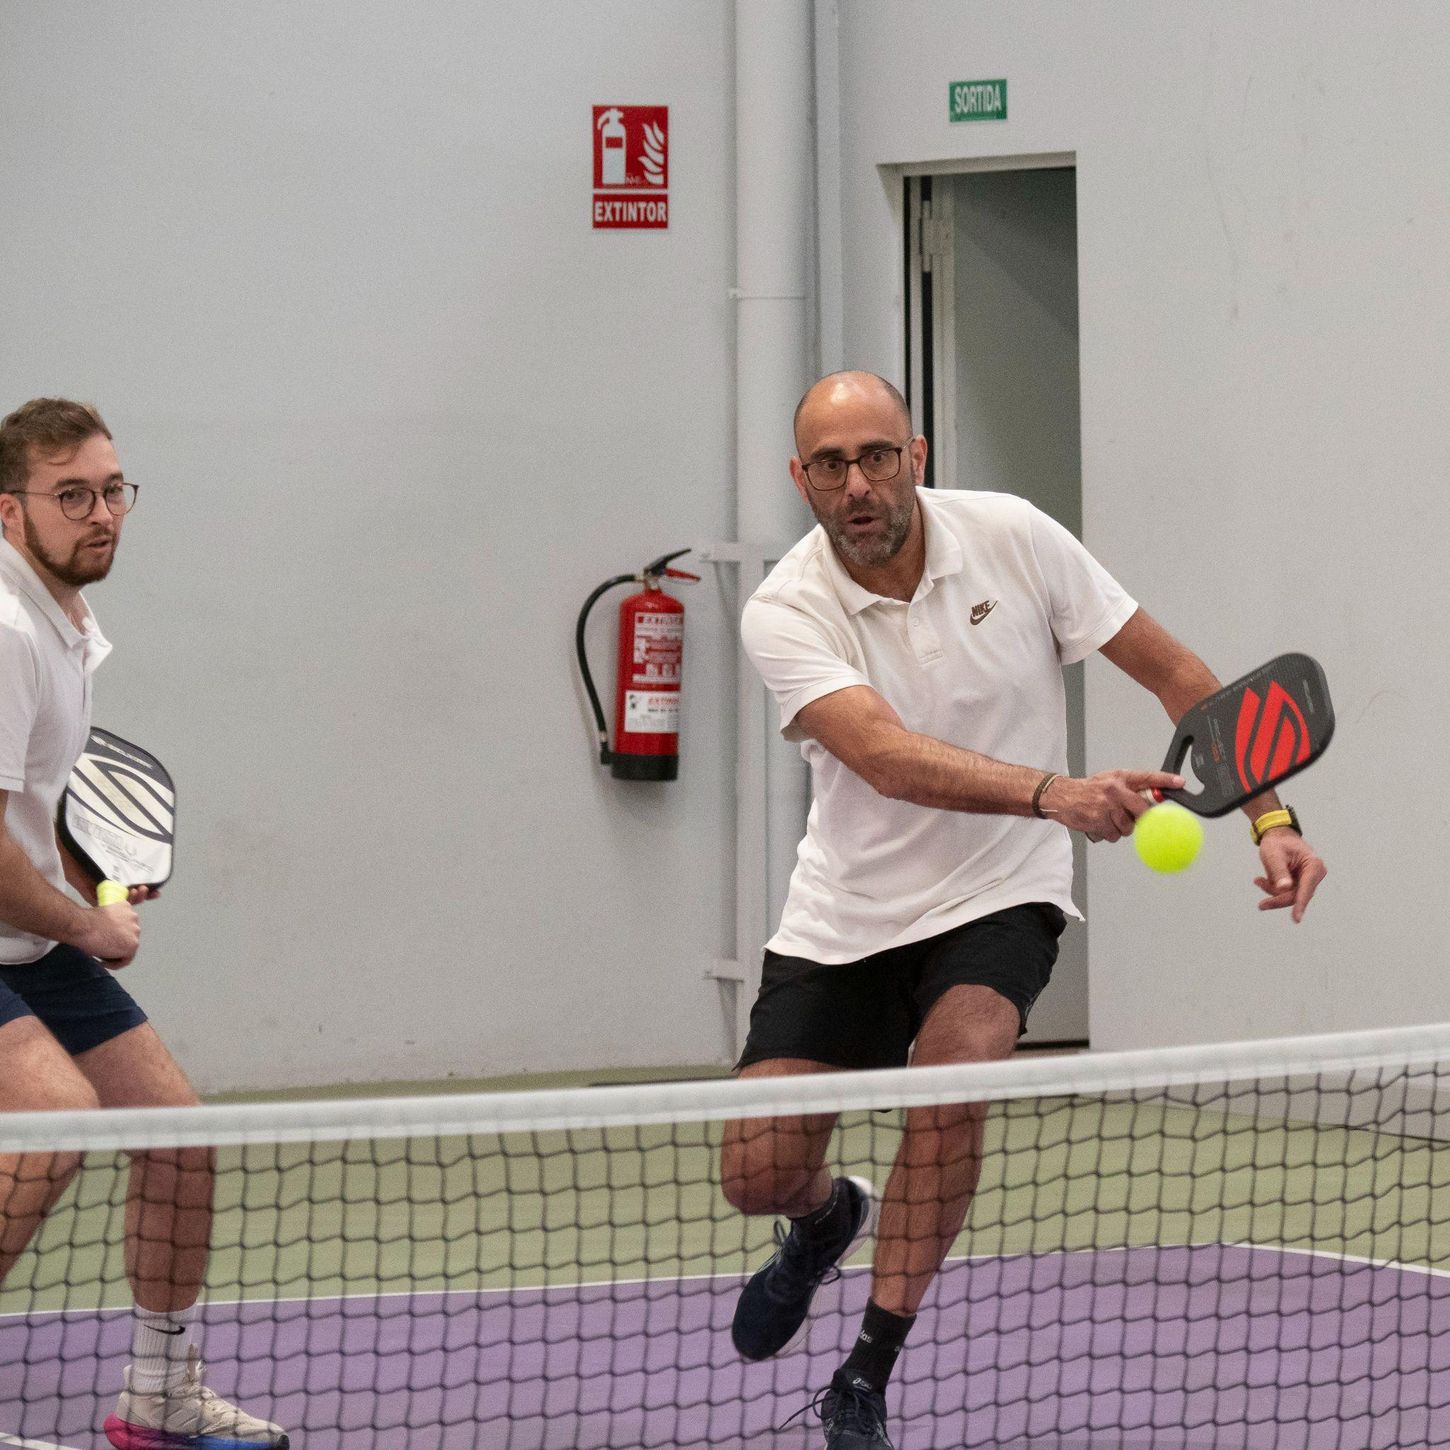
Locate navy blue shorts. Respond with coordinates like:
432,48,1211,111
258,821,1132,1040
0,944,148,1056
736,902,1067,1073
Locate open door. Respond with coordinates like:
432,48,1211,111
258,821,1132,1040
906,161,1088,1046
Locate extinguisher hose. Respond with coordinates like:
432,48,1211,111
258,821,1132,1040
575,574,638,766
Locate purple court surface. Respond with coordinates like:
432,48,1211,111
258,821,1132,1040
2,1244,1448,1449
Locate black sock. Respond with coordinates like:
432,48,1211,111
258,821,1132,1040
840,1298,916,1394
790,1177,851,1241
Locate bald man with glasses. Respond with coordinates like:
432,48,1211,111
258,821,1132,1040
720,371,1325,1449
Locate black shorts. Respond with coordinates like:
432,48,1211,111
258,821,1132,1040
736,902,1067,1072
0,944,148,1056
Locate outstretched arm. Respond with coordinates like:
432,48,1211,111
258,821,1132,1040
793,685,1183,842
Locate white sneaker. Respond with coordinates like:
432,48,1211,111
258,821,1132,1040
103,1347,288,1448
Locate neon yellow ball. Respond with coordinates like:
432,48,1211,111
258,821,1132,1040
1133,801,1203,873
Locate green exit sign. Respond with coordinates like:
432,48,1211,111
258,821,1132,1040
949,79,1007,123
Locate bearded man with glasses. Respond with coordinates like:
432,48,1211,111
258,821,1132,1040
0,398,289,1448
720,371,1325,1449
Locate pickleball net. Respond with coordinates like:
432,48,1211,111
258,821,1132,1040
3,1020,1450,1449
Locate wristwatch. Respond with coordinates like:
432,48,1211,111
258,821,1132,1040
1250,805,1301,846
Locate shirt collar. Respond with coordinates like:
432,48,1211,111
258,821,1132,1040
0,537,111,663
823,488,965,615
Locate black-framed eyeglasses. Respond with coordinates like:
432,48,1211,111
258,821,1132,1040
800,444,911,491
4,482,139,520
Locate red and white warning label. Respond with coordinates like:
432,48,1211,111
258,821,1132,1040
629,611,683,683
593,105,669,230
624,691,680,734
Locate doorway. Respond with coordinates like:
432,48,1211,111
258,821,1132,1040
905,161,1088,1046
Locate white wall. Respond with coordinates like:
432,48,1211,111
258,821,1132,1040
832,1,1450,1047
0,2,742,1090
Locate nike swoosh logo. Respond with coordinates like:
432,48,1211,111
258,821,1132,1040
970,600,998,625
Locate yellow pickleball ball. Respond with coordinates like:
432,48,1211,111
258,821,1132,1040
1133,801,1203,873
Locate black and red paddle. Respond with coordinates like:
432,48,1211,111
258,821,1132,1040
1154,654,1334,817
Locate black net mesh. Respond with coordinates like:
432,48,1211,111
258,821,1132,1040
2,1026,1449,1448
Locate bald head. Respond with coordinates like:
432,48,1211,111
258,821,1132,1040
793,371,912,454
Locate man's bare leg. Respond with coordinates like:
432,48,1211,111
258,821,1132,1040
73,1023,211,1314
808,985,1019,1444
0,1015,99,1286
720,1057,840,1218
870,983,1018,1316
73,1024,287,1445
721,1057,881,1363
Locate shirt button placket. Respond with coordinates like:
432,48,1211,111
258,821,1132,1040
908,605,941,663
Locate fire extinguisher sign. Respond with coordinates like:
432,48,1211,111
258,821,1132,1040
593,105,668,230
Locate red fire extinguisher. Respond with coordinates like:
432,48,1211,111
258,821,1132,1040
575,549,699,781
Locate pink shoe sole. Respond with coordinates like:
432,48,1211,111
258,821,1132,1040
103,1416,285,1450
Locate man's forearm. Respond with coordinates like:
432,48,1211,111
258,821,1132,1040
863,731,1045,815
56,834,99,901
0,830,91,946
1152,653,1221,728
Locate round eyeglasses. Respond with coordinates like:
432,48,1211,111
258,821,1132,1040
6,482,139,520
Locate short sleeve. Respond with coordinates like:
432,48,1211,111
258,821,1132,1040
1027,507,1138,664
0,622,38,791
741,596,869,739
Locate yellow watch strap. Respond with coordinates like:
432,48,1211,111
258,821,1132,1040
1251,808,1295,845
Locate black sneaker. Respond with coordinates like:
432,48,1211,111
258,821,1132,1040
731,1175,878,1361
816,1370,895,1449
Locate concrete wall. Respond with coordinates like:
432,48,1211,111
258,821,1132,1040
0,1,741,1090
832,0,1449,1047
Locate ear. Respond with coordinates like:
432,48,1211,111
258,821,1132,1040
788,455,812,507
908,434,928,486
0,493,19,537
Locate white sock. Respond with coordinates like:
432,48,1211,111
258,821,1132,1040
129,1305,195,1394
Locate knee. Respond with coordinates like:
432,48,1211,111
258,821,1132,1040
723,1176,793,1219
720,1141,814,1217
52,1084,102,1113
904,1098,986,1138
721,1161,779,1217
43,1079,102,1115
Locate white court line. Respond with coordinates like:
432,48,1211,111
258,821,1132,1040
4,1239,1447,1325
0,1432,84,1450
1225,1239,1450,1281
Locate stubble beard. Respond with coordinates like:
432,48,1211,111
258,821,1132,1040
22,509,115,588
820,493,915,569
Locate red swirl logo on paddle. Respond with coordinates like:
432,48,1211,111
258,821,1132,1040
1235,681,1311,794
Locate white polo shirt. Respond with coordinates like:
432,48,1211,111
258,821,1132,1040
0,538,111,964
742,488,1137,963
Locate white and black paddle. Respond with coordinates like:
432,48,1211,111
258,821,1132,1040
58,727,175,905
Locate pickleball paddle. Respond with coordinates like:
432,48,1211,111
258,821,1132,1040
58,727,175,896
1155,653,1333,817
